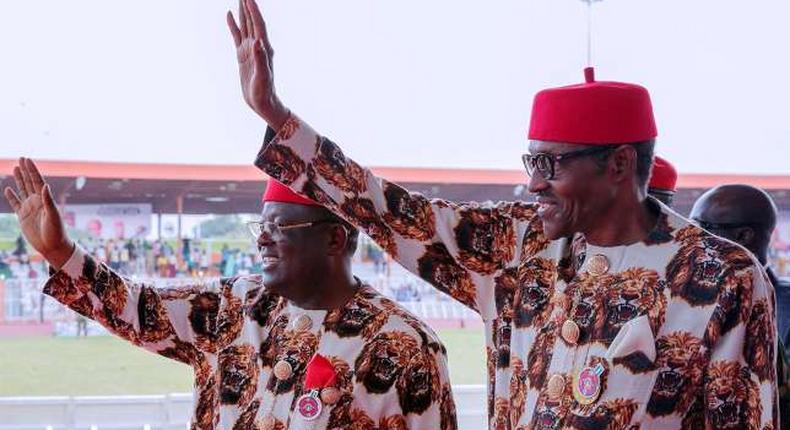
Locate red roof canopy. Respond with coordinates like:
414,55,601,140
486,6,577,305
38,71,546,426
1,158,788,215
2,158,788,188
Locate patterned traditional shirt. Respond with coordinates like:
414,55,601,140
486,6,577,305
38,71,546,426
254,115,779,430
44,246,457,430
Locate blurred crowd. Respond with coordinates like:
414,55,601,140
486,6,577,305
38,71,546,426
0,235,439,302
0,236,265,281
2,230,788,306
772,247,790,278
0,237,46,280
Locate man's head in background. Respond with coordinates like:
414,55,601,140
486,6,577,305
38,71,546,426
690,184,778,265
648,156,677,207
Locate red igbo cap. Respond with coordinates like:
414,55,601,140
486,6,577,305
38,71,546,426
648,156,677,192
528,68,657,145
262,179,322,207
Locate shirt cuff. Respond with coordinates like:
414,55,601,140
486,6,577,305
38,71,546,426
253,114,320,185
58,244,88,279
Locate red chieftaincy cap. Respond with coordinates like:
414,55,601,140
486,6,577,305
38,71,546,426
262,179,322,206
648,156,677,192
528,67,658,144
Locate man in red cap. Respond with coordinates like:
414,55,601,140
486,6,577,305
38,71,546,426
230,1,777,428
647,156,677,206
4,159,457,430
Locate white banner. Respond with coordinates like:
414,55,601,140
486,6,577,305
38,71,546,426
63,204,152,239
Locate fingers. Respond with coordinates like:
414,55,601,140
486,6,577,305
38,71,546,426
243,0,255,41
17,157,37,198
246,0,264,41
227,11,242,46
238,0,248,38
41,184,58,215
3,187,22,213
13,166,28,199
24,158,46,195
246,0,273,54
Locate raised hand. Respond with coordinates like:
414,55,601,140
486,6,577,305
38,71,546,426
227,0,290,130
3,158,74,269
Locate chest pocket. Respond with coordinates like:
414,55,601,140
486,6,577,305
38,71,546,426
568,316,659,427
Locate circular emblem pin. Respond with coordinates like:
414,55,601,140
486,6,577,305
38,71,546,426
573,363,605,405
587,254,610,276
561,319,580,345
297,390,323,421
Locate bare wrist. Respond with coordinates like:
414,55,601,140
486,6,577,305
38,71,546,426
47,240,75,271
259,102,290,132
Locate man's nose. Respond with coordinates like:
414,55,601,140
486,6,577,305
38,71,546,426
257,230,275,247
527,172,549,194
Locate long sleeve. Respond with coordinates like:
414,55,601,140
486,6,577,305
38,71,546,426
43,246,245,366
702,263,779,429
253,115,547,320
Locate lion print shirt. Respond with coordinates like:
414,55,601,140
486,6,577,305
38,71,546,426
43,246,457,430
254,115,779,430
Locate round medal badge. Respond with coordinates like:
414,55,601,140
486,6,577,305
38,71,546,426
573,363,605,405
296,392,323,421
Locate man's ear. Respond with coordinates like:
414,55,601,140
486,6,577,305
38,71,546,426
609,145,637,183
326,224,349,256
735,227,756,249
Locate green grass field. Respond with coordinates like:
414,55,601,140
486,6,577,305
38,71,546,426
0,329,485,396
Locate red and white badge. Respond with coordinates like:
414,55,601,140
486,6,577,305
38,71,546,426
573,363,605,405
296,354,337,421
296,389,322,421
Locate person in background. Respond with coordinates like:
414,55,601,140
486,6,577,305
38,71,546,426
690,184,786,347
199,249,210,276
690,183,789,428
13,235,27,258
219,243,230,275
75,313,88,337
647,155,677,207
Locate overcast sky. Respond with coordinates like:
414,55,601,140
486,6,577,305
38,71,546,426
1,0,788,174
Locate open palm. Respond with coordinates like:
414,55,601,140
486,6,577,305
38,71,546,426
4,158,73,269
235,35,273,116
227,0,289,129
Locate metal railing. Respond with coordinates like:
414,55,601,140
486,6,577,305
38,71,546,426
0,386,487,430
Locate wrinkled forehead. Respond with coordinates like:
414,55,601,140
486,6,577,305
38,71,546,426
527,140,595,154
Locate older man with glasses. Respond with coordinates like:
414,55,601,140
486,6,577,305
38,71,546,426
3,159,456,430
230,0,778,427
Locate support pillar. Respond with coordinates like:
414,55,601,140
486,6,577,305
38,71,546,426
0,280,5,325
176,195,183,243
176,195,184,270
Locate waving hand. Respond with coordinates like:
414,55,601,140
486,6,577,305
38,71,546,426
227,0,290,130
3,158,74,269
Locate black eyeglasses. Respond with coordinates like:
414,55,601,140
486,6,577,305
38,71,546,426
692,219,760,232
246,219,339,240
521,146,614,180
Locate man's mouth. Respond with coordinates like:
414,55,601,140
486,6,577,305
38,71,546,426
261,256,280,269
536,200,557,218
